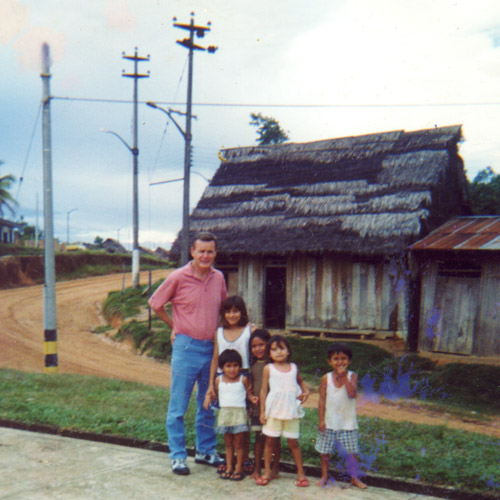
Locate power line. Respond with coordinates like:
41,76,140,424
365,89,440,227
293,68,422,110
15,104,42,207
51,95,500,108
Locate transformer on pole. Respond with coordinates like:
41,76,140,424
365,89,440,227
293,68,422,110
173,12,217,265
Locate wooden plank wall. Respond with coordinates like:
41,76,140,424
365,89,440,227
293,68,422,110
286,254,408,338
476,261,500,356
417,262,438,352
238,256,264,326
418,259,500,356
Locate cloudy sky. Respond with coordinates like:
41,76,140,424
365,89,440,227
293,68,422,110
2,0,500,249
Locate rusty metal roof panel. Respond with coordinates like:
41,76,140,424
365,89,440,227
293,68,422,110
411,216,500,251
482,235,500,250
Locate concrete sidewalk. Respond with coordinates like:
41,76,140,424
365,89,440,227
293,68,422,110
0,427,446,500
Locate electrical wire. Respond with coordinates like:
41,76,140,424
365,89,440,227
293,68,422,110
14,104,42,211
51,96,500,108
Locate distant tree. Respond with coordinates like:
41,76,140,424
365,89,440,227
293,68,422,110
249,113,289,145
469,167,500,215
20,224,42,241
0,162,17,217
94,236,104,248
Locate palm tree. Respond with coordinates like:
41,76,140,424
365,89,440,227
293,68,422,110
0,162,17,217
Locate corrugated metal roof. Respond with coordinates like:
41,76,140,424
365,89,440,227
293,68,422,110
411,217,500,251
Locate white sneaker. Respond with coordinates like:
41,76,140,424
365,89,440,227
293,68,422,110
171,458,190,475
194,452,225,467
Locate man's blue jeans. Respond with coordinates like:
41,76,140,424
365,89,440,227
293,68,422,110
166,334,216,460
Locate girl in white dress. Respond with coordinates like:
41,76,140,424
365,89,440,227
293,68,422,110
204,349,257,481
256,335,310,487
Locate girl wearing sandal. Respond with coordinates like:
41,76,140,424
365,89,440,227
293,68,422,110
204,349,257,481
256,335,310,487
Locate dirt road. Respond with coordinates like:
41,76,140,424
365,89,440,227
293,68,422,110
1,272,499,438
0,270,171,386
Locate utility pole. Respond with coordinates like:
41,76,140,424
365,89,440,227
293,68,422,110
122,48,150,287
41,43,57,374
173,12,217,264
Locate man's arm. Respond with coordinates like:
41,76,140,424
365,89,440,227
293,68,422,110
149,275,176,341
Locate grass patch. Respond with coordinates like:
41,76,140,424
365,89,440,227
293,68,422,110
102,286,147,321
101,281,500,415
92,325,112,334
59,264,130,281
0,369,498,495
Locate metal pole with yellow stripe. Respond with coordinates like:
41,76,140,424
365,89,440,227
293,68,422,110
41,43,58,374
44,329,58,374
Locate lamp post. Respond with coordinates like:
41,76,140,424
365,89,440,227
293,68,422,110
146,101,190,264
117,225,124,243
101,128,140,287
66,208,77,245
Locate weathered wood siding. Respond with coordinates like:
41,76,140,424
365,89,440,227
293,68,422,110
418,259,500,356
418,262,439,352
286,254,408,338
475,261,500,356
237,256,264,326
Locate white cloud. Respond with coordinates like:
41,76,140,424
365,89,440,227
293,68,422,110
105,0,136,32
0,0,30,45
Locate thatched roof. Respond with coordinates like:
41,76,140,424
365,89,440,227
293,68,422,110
173,125,469,257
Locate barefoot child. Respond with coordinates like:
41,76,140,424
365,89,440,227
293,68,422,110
247,329,280,480
204,295,254,474
204,349,257,481
316,342,367,489
256,335,310,487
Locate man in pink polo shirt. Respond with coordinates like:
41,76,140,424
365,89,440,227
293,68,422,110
149,231,227,476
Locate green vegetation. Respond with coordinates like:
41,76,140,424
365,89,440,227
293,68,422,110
249,113,289,145
469,166,500,215
101,280,173,359
102,285,500,415
0,162,17,216
0,243,43,256
0,369,498,495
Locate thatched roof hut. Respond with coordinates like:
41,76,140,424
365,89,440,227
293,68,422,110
173,125,468,257
171,125,469,337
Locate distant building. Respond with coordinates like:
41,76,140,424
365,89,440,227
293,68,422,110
103,238,127,254
153,247,169,260
0,218,19,244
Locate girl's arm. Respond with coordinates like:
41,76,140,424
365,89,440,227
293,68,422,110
243,375,258,405
205,334,220,401
259,365,270,425
203,374,219,410
343,371,358,398
317,374,327,432
296,369,310,404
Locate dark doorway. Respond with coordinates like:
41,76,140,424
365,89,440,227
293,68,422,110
264,267,286,329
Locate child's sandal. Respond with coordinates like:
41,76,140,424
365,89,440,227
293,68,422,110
243,460,254,475
219,470,233,480
255,476,271,486
296,477,310,487
230,471,245,481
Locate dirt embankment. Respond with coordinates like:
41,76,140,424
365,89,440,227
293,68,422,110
0,254,162,289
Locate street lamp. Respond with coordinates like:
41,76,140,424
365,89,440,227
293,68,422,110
117,225,124,243
101,128,140,288
66,208,77,245
147,101,192,264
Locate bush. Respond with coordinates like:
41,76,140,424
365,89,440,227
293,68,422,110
427,363,500,411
